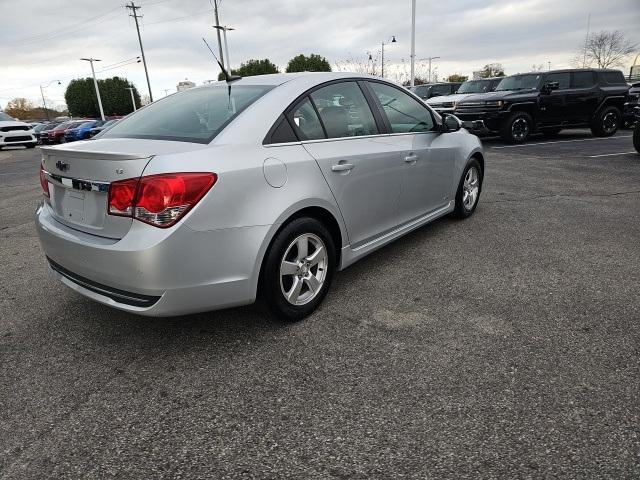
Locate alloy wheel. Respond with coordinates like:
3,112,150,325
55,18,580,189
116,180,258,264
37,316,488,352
279,233,328,306
511,117,529,141
462,166,480,211
602,112,618,134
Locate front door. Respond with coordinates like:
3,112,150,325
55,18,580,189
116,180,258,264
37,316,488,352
538,72,571,126
366,81,455,225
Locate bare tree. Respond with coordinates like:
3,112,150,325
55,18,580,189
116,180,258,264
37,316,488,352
334,53,380,76
577,30,637,68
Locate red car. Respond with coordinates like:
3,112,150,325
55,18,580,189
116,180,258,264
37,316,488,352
44,120,88,144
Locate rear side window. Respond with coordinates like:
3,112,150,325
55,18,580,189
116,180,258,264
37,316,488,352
368,81,434,133
546,72,570,89
309,82,378,138
101,85,273,144
267,115,298,144
602,71,626,85
572,71,596,88
288,98,325,140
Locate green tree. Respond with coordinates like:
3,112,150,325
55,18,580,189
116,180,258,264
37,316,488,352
285,54,331,73
447,74,468,82
65,77,141,117
218,59,279,80
478,63,505,78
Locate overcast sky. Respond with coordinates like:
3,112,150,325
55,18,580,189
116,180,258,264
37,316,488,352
1,0,639,110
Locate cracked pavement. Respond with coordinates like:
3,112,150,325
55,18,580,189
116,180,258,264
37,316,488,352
1,130,639,479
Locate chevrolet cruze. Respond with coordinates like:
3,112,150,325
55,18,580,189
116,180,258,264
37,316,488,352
36,72,484,321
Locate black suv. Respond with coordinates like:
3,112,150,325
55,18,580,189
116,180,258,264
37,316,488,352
411,82,463,100
455,69,630,143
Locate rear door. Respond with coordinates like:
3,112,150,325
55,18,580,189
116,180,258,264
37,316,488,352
567,71,600,123
366,81,455,224
291,81,405,248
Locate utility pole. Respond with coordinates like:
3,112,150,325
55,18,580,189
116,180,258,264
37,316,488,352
127,2,153,102
125,87,137,112
80,58,105,121
410,0,416,87
212,0,225,67
39,80,61,122
425,56,440,83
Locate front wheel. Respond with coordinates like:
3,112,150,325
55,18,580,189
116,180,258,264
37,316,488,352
500,112,533,144
453,159,483,219
591,106,621,137
261,217,336,321
634,123,640,153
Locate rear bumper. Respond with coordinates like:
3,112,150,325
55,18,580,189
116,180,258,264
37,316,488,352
35,202,271,316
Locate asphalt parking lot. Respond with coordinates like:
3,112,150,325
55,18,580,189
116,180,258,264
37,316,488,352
1,131,639,479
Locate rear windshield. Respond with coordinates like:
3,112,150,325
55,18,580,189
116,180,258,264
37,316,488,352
495,74,542,91
101,85,273,144
458,80,493,94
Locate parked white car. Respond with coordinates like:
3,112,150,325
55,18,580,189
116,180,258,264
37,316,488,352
426,78,502,114
0,111,37,149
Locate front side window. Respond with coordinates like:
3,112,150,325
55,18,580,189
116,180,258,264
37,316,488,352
368,81,434,133
310,82,378,139
546,72,570,89
602,71,625,85
495,74,542,91
101,85,273,144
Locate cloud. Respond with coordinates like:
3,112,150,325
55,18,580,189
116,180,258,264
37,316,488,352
1,0,638,108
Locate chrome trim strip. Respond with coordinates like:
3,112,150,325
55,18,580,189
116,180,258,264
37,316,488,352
43,169,110,193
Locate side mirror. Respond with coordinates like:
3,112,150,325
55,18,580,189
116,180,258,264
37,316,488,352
542,81,560,94
441,113,462,133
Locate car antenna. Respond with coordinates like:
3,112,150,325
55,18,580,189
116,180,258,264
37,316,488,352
201,38,241,84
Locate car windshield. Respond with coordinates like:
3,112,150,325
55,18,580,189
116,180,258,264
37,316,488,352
54,123,72,130
495,74,542,91
0,112,14,121
457,80,493,94
101,85,274,143
77,122,94,129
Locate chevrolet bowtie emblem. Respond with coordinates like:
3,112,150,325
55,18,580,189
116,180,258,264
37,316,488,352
55,160,69,172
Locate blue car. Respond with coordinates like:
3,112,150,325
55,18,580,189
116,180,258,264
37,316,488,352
64,120,103,142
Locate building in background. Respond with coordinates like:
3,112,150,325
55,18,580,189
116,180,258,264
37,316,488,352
177,78,196,92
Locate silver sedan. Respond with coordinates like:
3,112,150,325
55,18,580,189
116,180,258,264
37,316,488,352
36,72,484,320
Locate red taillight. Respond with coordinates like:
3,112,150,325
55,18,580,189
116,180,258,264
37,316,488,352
108,173,217,228
40,164,50,198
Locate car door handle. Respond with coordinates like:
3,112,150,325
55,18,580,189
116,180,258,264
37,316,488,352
404,154,418,163
331,163,355,172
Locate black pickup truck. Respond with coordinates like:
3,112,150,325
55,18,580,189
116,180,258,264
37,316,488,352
454,69,630,143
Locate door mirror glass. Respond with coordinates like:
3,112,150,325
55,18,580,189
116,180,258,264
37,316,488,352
442,114,462,132
542,81,560,94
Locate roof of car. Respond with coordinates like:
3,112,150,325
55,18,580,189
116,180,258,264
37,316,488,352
198,72,375,88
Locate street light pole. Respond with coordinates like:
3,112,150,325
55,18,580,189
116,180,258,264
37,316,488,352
213,25,235,71
80,58,105,121
380,35,396,78
126,87,137,112
425,56,440,83
410,0,416,87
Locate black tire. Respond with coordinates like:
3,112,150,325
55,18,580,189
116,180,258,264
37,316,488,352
541,127,562,138
260,217,336,321
634,123,640,154
25,144,36,149
453,159,483,219
590,106,621,137
500,111,533,144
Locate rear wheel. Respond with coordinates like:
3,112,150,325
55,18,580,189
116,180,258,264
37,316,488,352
500,112,532,144
261,217,335,321
634,122,640,153
591,106,620,137
453,159,483,219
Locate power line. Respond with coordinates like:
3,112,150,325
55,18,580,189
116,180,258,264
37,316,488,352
142,8,214,25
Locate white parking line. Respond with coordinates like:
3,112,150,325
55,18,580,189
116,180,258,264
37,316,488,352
589,151,638,158
489,135,632,149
